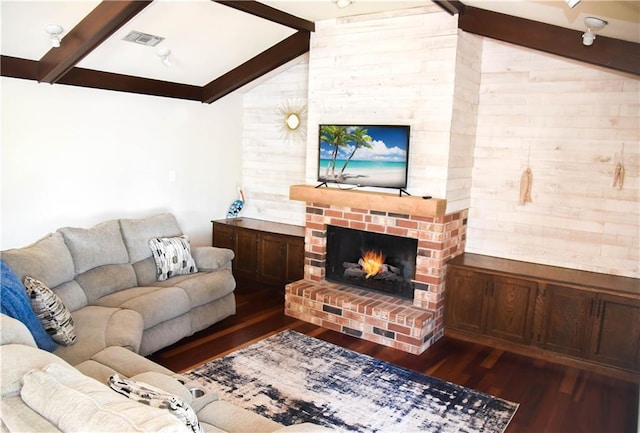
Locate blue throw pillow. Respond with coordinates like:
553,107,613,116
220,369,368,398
0,260,57,352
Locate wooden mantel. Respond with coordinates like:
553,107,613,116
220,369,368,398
289,184,447,218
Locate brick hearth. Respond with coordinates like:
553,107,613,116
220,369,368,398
285,188,467,354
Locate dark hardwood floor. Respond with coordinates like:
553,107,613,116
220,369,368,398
149,281,639,433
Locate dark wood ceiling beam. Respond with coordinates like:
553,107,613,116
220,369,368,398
458,6,640,76
214,1,314,32
202,30,310,104
57,68,202,101
1,56,39,80
38,1,152,84
432,0,465,16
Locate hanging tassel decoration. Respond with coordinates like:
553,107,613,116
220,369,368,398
519,167,533,205
612,144,625,190
612,162,625,190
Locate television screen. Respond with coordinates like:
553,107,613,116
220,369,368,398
317,124,410,189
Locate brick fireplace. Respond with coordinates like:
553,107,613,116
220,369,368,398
285,185,467,354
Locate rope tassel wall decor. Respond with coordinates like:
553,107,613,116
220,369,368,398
519,146,533,205
612,144,625,190
519,167,533,205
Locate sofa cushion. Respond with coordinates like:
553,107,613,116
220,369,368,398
1,232,74,289
52,306,143,366
155,270,236,309
24,276,76,346
109,374,203,433
120,213,184,264
92,286,191,330
74,263,138,304
21,363,190,433
58,220,130,274
149,236,198,282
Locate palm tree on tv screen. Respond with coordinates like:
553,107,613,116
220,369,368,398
339,127,372,178
320,125,350,180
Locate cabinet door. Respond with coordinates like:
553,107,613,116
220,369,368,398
234,229,258,281
589,294,640,370
258,233,286,286
284,237,305,283
212,223,235,250
485,276,536,345
445,268,489,333
538,284,593,357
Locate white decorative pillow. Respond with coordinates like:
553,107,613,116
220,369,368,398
23,276,76,346
109,374,202,433
148,236,198,282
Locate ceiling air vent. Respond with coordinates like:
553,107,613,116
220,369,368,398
122,30,164,47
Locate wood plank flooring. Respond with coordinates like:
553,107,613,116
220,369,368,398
149,282,639,433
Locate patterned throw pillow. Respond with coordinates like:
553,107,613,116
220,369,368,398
23,276,76,346
109,374,202,433
148,236,198,282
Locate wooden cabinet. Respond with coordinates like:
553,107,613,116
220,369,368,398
446,269,536,345
212,218,305,288
445,253,640,381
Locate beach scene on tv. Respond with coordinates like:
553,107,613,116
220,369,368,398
318,125,409,188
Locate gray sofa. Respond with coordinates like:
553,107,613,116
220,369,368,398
0,213,332,432
2,213,236,359
1,314,331,433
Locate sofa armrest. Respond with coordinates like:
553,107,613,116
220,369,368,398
0,314,37,348
191,247,234,271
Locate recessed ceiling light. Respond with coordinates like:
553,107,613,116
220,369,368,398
335,0,352,8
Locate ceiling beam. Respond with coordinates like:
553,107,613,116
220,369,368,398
458,6,640,76
57,68,202,101
202,30,310,104
1,56,39,81
38,1,153,84
432,1,465,16
214,1,315,32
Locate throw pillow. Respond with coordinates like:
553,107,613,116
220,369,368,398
109,374,202,433
148,236,198,282
23,276,76,346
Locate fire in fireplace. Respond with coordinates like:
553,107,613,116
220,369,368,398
325,225,417,299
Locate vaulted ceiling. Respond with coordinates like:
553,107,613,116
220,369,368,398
1,0,638,104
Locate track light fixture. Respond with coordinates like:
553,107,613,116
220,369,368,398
334,0,352,8
582,17,607,46
157,48,171,67
45,24,64,48
565,0,581,8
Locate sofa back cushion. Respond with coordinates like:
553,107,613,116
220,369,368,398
120,214,184,286
2,232,74,289
58,220,129,274
120,213,184,263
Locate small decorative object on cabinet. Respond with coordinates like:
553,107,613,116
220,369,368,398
226,187,245,219
445,253,640,382
212,218,304,288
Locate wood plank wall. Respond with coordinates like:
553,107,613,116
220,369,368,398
239,6,639,279
468,38,639,278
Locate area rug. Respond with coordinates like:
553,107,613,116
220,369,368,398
185,330,518,433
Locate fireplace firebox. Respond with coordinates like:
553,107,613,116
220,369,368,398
325,225,418,299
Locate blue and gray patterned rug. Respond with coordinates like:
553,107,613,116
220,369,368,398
186,330,518,432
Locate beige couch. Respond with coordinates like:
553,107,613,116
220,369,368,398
1,314,331,433
2,213,236,359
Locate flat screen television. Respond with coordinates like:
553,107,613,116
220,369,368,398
317,124,410,190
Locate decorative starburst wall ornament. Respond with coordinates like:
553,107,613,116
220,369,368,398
275,101,307,143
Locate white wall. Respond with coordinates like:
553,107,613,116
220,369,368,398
1,78,243,249
467,39,639,277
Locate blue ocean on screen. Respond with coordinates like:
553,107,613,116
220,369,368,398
318,159,406,186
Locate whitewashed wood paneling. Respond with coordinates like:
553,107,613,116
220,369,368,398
467,39,639,278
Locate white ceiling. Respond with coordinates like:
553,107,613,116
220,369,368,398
1,0,638,87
